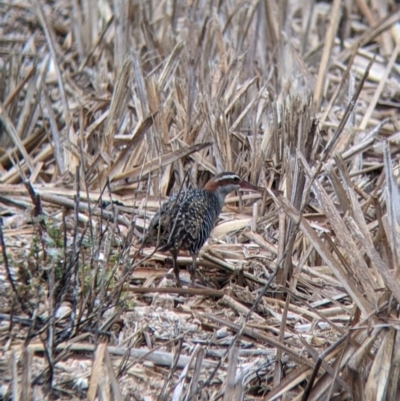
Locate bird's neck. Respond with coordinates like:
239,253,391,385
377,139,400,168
203,180,218,192
204,186,230,207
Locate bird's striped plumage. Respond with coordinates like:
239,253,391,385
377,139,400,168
146,188,223,255
143,172,259,286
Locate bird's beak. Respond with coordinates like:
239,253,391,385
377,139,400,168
239,180,262,192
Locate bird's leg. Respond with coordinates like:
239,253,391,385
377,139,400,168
170,249,182,287
190,254,198,286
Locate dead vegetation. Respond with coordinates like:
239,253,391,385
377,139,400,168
1,0,400,399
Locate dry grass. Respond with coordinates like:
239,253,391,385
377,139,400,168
1,0,400,399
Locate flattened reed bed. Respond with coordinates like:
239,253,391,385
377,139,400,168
0,0,400,399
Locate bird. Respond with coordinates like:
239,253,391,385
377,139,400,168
143,172,260,287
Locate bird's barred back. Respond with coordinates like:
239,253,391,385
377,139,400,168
145,189,223,254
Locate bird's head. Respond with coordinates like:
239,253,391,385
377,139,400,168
203,172,260,199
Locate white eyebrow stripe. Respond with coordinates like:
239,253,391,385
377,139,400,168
214,174,240,182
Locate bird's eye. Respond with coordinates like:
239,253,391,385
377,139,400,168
233,176,240,182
